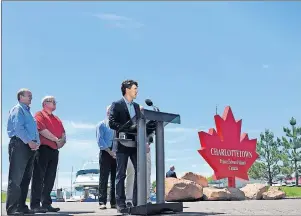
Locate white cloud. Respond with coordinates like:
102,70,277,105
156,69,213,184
93,13,144,29
166,158,177,162
94,13,132,21
63,120,95,130
262,64,269,69
165,127,198,133
67,121,96,129
60,138,99,165
63,139,96,150
62,120,96,135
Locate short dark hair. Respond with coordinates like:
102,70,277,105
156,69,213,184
17,88,30,101
121,79,138,96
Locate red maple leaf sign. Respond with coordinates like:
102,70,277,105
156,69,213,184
198,106,258,182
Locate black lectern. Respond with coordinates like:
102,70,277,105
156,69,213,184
116,109,183,215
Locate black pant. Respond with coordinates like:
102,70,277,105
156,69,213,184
6,137,36,214
30,145,59,208
98,150,116,205
115,147,137,207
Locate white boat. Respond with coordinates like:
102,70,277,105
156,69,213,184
73,160,100,191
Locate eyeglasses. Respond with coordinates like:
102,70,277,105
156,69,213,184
45,100,57,104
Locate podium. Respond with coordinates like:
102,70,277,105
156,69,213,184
117,109,183,215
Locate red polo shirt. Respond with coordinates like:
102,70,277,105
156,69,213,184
35,110,65,150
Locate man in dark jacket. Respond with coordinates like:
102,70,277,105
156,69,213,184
109,79,141,212
166,166,177,178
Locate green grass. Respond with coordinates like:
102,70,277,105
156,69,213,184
280,186,301,197
1,192,30,203
1,192,6,203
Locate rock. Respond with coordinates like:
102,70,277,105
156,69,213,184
165,178,203,202
240,183,268,200
202,187,246,201
227,187,246,201
181,172,208,187
203,187,230,201
262,187,286,200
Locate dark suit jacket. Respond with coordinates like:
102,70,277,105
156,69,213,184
109,98,141,152
166,170,177,178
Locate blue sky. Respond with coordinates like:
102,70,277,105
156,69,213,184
2,1,301,189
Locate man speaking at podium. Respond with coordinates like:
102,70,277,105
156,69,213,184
109,79,141,212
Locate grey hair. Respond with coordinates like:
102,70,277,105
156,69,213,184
41,96,56,107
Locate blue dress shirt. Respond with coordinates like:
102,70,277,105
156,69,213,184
123,97,136,119
7,102,40,145
96,120,114,150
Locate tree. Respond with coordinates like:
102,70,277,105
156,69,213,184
251,129,283,185
248,161,266,180
282,117,301,186
206,176,213,183
152,181,156,191
281,160,294,179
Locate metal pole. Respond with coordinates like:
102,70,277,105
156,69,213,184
71,166,73,196
228,177,236,188
155,121,165,204
137,117,147,206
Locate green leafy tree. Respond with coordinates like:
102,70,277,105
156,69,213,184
248,161,266,180
281,160,294,179
206,176,213,183
152,181,156,191
250,129,283,185
282,117,301,186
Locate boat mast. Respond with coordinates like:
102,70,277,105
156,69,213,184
71,166,73,196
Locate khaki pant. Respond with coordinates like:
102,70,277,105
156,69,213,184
125,152,151,203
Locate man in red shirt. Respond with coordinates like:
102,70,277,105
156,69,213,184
30,96,66,213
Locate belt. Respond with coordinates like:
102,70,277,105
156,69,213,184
11,136,37,142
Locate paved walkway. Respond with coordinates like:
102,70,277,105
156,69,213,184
2,199,301,215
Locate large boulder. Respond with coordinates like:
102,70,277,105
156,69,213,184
181,172,208,187
240,183,268,200
165,178,203,202
227,187,246,201
202,187,245,201
262,187,286,200
203,187,230,201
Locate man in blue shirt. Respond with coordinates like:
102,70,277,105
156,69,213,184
166,166,177,178
96,105,117,210
6,88,42,215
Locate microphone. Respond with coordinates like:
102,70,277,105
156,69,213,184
145,99,153,106
145,99,160,111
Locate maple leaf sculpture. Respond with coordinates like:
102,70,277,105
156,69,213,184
198,106,259,182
